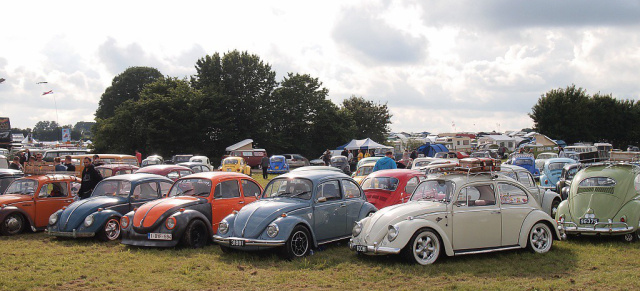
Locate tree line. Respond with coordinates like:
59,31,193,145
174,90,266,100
92,50,392,162
11,121,94,141
529,84,639,149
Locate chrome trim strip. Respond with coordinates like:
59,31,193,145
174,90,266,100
213,236,286,247
559,221,632,234
454,245,521,255
318,235,351,245
453,208,501,214
46,229,95,238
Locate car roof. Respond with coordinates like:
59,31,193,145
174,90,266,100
291,166,342,172
544,158,577,166
278,170,350,181
0,169,24,177
180,171,253,181
367,169,425,178
177,162,208,166
136,164,192,174
103,173,172,182
96,164,139,169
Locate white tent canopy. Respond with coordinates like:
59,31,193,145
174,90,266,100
343,138,388,150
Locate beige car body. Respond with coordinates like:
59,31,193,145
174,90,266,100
350,172,560,264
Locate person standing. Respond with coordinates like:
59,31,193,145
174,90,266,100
9,156,22,171
558,147,566,158
135,150,142,165
64,155,76,172
322,149,332,166
364,150,371,158
93,154,104,166
18,152,26,167
261,155,270,179
79,157,103,199
357,150,363,162
54,157,67,172
341,148,349,158
410,149,417,160
372,151,397,172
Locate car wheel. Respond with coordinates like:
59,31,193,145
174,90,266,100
1,213,25,236
623,229,640,242
550,199,560,219
402,228,441,265
98,217,121,241
280,225,310,260
180,220,208,248
220,245,236,253
528,222,553,253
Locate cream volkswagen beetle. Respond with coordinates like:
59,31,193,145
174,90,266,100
349,170,561,265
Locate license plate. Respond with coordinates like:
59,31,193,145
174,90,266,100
226,169,232,172
230,239,245,247
148,233,172,240
580,218,599,224
355,245,367,253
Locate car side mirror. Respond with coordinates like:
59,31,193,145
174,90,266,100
162,193,167,198
317,197,327,203
255,193,260,199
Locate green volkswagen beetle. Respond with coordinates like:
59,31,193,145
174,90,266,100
557,163,640,242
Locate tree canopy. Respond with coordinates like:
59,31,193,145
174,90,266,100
95,67,163,120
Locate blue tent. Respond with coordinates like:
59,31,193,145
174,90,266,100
416,143,448,157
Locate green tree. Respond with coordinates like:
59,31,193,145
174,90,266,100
529,85,592,144
95,67,163,119
341,96,392,143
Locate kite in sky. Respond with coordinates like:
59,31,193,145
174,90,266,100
42,90,53,95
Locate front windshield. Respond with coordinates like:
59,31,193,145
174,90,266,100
362,177,400,191
223,159,238,165
515,159,533,166
410,180,455,202
355,165,374,176
331,156,347,163
565,167,579,179
91,180,131,197
97,168,114,178
175,156,191,163
168,178,212,197
538,153,556,159
4,179,37,195
434,152,446,159
263,178,313,200
548,162,567,172
413,161,431,168
271,157,285,163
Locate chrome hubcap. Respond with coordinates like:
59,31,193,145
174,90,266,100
531,226,550,252
413,232,438,264
290,231,308,257
104,219,120,240
5,216,21,233
624,233,634,242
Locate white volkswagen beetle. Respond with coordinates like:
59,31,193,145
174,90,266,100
349,170,561,265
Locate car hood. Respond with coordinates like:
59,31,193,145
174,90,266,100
362,201,447,244
59,196,127,231
0,194,32,206
232,198,309,238
568,187,623,222
133,196,204,229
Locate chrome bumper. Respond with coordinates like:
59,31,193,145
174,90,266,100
46,228,95,238
349,239,402,255
213,235,286,247
558,220,633,238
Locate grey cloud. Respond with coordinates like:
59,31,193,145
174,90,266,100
332,7,427,64
419,0,640,30
41,36,85,74
98,37,159,75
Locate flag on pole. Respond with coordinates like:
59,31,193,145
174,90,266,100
42,90,53,95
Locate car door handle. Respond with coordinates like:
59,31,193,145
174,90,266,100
491,211,501,214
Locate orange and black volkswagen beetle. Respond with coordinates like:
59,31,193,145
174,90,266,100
120,172,262,248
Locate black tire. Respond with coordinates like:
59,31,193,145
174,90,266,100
550,199,560,219
402,228,442,265
623,230,640,242
1,213,25,236
220,245,236,253
98,217,121,241
180,220,208,248
280,225,311,260
528,222,553,253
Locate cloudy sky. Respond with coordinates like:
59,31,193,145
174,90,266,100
2,0,640,135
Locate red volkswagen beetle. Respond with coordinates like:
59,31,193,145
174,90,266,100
361,169,426,209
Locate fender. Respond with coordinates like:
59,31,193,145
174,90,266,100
0,206,36,231
357,203,377,220
539,174,550,187
518,210,560,247
614,199,640,231
541,190,561,217
270,215,319,247
392,218,455,257
172,209,214,238
556,200,570,220
86,209,123,232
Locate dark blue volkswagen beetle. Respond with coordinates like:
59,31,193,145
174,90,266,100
214,170,377,259
47,174,173,241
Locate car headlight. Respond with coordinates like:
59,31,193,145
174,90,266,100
352,221,363,237
84,214,95,227
120,216,130,229
218,220,229,235
49,212,58,225
387,225,399,242
166,216,177,230
266,223,279,238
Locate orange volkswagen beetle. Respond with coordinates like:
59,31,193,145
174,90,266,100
0,174,80,235
120,172,262,248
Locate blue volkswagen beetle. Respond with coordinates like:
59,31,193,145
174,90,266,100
267,155,290,174
47,174,173,241
214,170,377,259
539,158,577,188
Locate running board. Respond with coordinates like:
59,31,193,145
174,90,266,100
454,245,521,256
318,236,351,245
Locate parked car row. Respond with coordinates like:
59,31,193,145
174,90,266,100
1,159,638,266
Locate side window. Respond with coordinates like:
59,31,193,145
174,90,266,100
159,182,172,196
499,183,529,205
214,180,241,199
316,180,342,202
241,179,262,198
342,180,361,199
456,184,495,207
133,182,160,200
179,170,192,177
517,172,534,187
405,177,420,194
167,171,179,180
192,167,203,173
38,182,68,198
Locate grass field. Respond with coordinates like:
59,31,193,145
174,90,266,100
1,173,639,290
0,232,639,290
